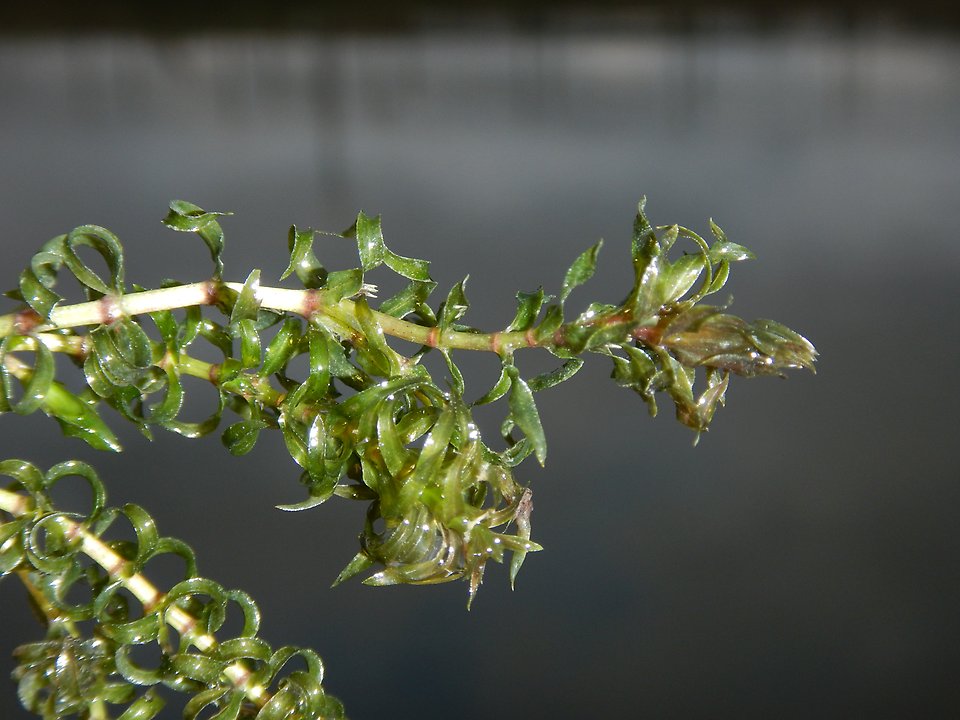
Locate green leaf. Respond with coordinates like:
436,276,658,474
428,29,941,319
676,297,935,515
473,364,512,406
377,400,412,477
332,552,375,587
439,277,470,331
533,304,563,344
384,249,431,281
281,225,327,288
507,366,547,465
43,381,123,452
560,239,603,304
18,241,66,318
62,224,125,296
144,364,184,425
235,319,261,368
506,287,549,333
705,259,731,296
347,211,384,272
709,240,755,263
398,408,454,513
260,318,302,377
229,269,262,324
527,359,584,392
1,337,55,415
509,488,534,590
324,268,363,303
379,280,436,319
354,297,398,377
658,254,706,305
222,419,268,456
162,200,232,279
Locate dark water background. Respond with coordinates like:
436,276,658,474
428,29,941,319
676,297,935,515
1,12,959,719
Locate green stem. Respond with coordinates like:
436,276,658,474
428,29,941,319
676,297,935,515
0,281,539,355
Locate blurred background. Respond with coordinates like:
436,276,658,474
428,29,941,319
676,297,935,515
1,2,959,718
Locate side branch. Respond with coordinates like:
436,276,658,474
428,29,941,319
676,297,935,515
0,487,272,708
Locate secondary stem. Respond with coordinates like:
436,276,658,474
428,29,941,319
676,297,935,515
0,487,272,708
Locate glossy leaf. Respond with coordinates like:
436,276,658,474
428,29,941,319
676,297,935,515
527,359,584,392
62,224,125,296
507,366,546,465
506,287,549,333
439,277,470,331
162,200,231,279
560,239,603,304
282,226,327,288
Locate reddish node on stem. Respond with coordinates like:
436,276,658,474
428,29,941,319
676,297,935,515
302,288,323,318
99,296,123,324
13,309,42,334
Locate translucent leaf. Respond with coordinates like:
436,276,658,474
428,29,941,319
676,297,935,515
473,364,512,406
222,419,268,456
509,487,534,589
440,349,465,397
507,366,547,465
144,364,184,425
560,239,603,304
506,287,549,333
281,225,327,288
162,200,231,279
1,337,55,415
709,240,755,263
353,297,398,377
260,318,302,377
348,211,384,272
379,280,436,319
658,254,705,305
377,400,411,477
384,249,431,282
439,277,470,331
533,304,563,344
229,269,262,324
398,408,454,513
62,224,125,296
44,381,123,452
18,242,65,318
705,259,730,295
527,359,584,392
323,268,363,303
332,552,375,587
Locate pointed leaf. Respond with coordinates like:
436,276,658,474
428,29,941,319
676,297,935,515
560,239,602,304
281,226,327,288
473,364,512,406
347,212,384,272
527,359,584,392
162,200,231,279
506,287,549,333
507,366,547,465
384,249,431,281
439,277,470,331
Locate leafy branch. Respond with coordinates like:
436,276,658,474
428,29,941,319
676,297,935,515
0,198,815,718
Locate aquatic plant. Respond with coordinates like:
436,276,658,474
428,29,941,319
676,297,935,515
0,198,815,718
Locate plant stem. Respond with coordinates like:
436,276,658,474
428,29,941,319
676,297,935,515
0,281,539,355
0,488,272,709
